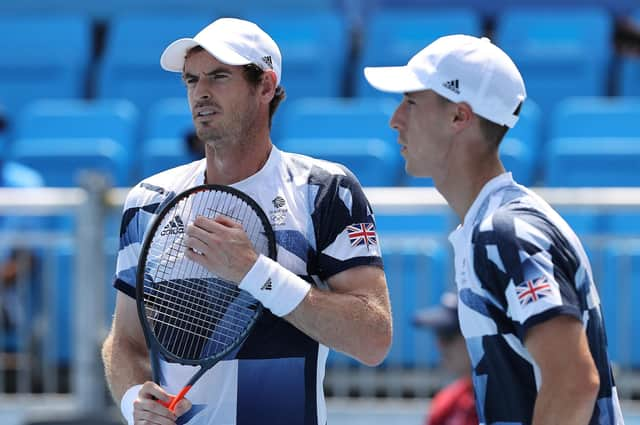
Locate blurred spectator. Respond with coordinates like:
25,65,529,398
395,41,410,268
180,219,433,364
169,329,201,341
614,17,640,56
0,158,44,391
413,292,477,425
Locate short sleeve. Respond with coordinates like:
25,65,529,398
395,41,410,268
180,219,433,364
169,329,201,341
473,207,582,339
309,168,383,280
113,186,162,298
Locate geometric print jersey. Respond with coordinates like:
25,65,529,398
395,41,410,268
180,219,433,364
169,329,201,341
448,173,624,425
112,146,383,425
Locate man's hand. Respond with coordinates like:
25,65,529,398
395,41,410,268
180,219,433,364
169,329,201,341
184,215,259,283
132,381,192,425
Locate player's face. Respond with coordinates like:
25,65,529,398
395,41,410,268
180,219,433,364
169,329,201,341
183,50,260,147
390,90,453,178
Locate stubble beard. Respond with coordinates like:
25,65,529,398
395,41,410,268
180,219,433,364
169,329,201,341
196,101,259,152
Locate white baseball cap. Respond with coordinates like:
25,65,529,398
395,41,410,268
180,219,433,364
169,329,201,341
160,18,282,85
364,34,526,128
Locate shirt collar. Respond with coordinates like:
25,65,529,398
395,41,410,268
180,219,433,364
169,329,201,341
449,172,515,243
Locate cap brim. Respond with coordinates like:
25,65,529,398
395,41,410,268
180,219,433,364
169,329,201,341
364,66,428,93
160,38,253,72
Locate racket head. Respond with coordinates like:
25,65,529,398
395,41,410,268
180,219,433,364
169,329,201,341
135,184,276,367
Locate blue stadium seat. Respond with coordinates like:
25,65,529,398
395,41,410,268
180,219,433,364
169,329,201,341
277,97,397,144
327,239,449,368
0,1,217,20
97,14,212,114
551,97,640,139
0,15,92,128
356,8,482,97
500,137,535,186
275,97,402,185
142,138,197,178
142,98,197,178
544,137,640,187
10,138,130,187
383,240,449,368
226,0,335,15
145,98,193,139
245,12,348,101
603,210,640,237
365,0,636,18
278,138,402,187
16,99,139,152
600,241,640,369
495,8,612,120
374,205,454,237
620,58,640,96
545,97,640,187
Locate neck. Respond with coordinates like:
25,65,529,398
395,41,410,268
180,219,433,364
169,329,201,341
204,126,272,185
436,149,505,223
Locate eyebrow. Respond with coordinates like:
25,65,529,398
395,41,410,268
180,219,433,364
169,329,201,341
182,67,233,80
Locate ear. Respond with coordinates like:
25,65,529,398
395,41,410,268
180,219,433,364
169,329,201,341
452,102,474,133
258,71,277,105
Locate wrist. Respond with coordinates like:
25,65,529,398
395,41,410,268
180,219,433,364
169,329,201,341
120,384,142,425
239,254,311,317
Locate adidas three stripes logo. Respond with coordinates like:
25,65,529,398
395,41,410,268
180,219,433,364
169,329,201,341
443,79,460,94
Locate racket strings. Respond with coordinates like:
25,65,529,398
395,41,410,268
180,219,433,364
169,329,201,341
143,189,269,361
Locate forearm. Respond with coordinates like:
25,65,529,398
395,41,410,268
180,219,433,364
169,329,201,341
532,379,599,425
285,286,392,366
102,331,152,403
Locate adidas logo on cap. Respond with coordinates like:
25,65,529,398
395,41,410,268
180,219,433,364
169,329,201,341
160,216,185,236
443,79,460,94
262,55,273,69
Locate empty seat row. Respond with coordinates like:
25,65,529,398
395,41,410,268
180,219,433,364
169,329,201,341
1,8,640,131
6,95,640,188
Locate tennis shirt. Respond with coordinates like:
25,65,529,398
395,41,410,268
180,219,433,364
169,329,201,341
448,172,624,424
113,146,383,425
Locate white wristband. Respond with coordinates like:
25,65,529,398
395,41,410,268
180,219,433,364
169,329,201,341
239,254,311,317
120,384,142,425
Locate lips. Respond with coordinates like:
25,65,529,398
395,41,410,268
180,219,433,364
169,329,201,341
194,103,220,120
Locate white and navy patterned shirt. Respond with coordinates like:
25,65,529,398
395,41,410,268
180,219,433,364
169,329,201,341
113,146,383,425
449,173,624,425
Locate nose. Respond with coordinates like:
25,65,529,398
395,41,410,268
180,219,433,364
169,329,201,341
389,102,405,131
193,74,212,101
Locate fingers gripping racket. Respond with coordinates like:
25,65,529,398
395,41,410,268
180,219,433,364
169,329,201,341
136,184,276,412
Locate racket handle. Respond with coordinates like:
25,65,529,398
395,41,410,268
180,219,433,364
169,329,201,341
163,386,192,412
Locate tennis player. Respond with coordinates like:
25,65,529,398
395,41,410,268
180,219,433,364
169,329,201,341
102,18,392,425
364,34,624,424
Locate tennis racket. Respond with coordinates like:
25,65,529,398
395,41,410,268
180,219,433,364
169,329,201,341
135,184,276,412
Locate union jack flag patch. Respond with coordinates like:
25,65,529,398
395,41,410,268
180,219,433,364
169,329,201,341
346,223,377,248
515,276,553,306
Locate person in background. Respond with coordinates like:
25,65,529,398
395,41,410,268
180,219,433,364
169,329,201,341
413,292,477,425
0,158,44,391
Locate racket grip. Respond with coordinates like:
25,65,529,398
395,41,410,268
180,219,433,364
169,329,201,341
166,385,192,412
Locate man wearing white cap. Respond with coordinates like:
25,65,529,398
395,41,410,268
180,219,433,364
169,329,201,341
102,18,392,425
365,35,624,424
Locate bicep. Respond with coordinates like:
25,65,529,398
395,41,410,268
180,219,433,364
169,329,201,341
525,315,595,382
109,291,147,349
327,265,390,303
